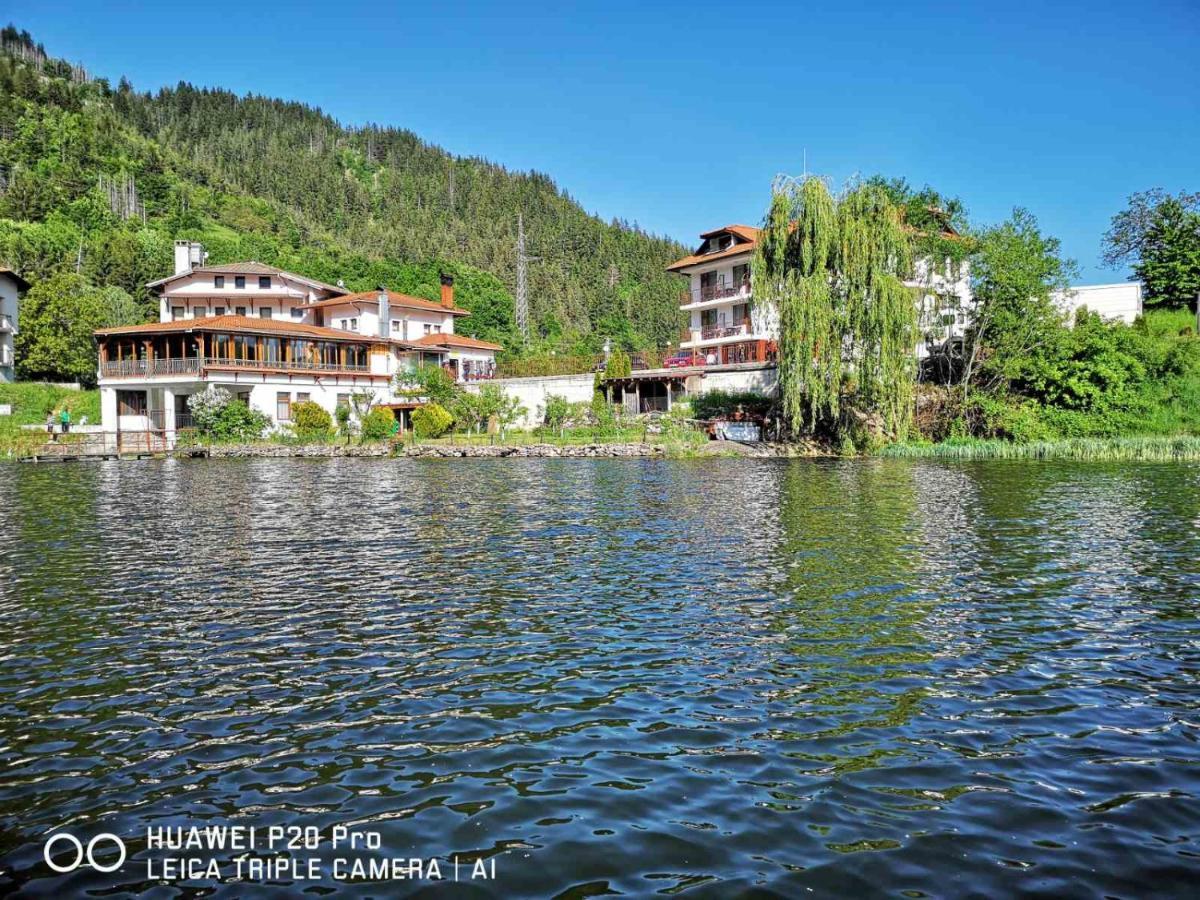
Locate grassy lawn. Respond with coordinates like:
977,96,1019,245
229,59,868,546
0,383,100,458
881,435,1200,462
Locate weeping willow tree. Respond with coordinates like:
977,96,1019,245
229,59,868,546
753,176,916,441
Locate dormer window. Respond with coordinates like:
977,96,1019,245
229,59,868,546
214,276,225,288
258,276,271,289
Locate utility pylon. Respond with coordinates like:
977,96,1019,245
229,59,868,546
515,213,540,341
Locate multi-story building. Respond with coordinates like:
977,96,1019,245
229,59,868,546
666,222,972,366
94,241,501,442
667,225,774,367
0,268,30,382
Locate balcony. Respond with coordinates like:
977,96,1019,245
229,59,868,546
100,356,371,379
679,279,751,309
681,320,756,347
0,314,13,333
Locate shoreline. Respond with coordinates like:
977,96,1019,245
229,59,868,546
197,440,826,460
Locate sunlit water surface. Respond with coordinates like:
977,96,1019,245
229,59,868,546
0,458,1198,897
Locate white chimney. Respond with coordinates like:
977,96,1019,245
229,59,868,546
173,240,204,275
377,286,390,338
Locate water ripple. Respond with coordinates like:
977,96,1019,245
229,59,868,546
0,458,1198,896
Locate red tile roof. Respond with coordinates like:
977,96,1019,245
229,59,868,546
667,225,760,271
303,290,469,316
94,315,377,342
413,333,503,352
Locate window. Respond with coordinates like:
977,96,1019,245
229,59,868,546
214,276,225,288
260,308,273,319
171,306,185,321
235,306,247,316
337,393,350,409
277,392,291,421
237,391,251,404
433,325,441,334
291,308,304,319
259,276,271,289
117,390,147,416
296,392,310,402
423,323,433,334
391,319,402,335
235,276,246,289
193,305,206,318
214,306,225,316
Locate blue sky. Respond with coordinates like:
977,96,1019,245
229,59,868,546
9,0,1198,281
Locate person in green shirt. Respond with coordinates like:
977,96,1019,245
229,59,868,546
59,407,70,434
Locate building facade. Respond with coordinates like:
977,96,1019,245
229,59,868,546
1053,282,1143,325
94,241,501,441
666,224,973,365
0,268,30,383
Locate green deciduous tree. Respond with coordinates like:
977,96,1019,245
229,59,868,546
965,208,1076,396
395,363,460,406
1103,189,1200,310
14,271,137,386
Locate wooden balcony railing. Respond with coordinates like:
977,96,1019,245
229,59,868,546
681,280,751,305
101,357,201,378
100,356,371,378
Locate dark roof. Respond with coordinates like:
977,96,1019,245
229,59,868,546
0,267,31,291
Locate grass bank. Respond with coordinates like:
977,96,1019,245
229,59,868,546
881,435,1200,462
0,383,99,457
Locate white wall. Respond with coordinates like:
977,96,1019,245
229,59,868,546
466,373,596,427
1054,283,1143,325
0,273,19,381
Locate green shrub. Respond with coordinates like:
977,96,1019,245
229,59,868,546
412,402,452,438
691,390,773,420
360,406,396,441
590,391,618,438
335,403,353,438
291,400,333,441
212,400,270,442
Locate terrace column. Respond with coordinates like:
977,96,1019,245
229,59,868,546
162,387,176,441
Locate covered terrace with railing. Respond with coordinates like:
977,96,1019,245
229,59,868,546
96,316,383,380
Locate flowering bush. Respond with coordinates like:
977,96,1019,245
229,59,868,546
186,386,233,432
185,387,268,441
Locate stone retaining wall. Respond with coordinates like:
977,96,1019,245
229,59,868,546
186,441,823,459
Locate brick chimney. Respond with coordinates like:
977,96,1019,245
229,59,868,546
440,273,455,309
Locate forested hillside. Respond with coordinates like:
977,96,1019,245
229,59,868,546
0,26,688,364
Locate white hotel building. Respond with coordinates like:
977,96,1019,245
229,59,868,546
95,241,501,442
667,223,973,365
0,268,29,382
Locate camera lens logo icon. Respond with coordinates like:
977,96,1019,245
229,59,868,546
43,833,126,874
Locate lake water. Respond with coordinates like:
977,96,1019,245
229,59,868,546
0,458,1198,897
